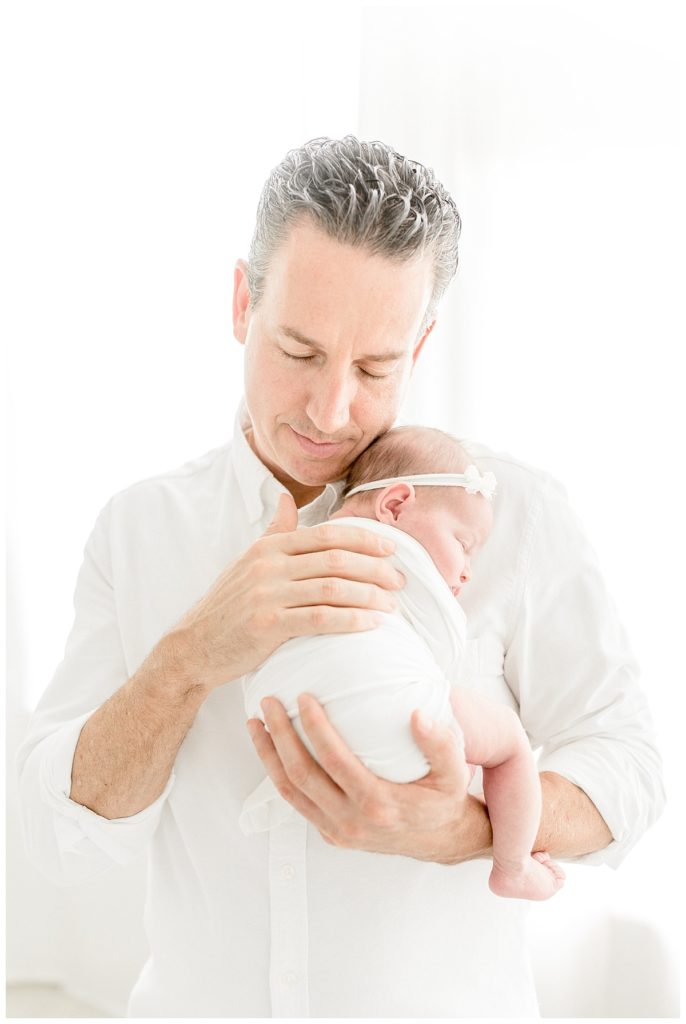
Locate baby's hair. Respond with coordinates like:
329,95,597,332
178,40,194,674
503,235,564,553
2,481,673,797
342,425,474,505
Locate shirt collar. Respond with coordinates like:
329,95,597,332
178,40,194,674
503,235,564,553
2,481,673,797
231,399,347,527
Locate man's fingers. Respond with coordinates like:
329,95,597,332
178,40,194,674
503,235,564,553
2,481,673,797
263,492,299,536
282,578,398,613
252,698,349,818
278,522,398,559
246,716,332,828
280,605,385,636
295,695,388,816
409,711,471,791
286,549,405,591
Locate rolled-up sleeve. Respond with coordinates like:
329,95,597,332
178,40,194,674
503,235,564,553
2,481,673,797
504,475,665,869
16,497,175,886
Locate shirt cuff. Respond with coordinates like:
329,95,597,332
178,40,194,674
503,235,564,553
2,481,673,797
39,710,176,866
537,744,642,869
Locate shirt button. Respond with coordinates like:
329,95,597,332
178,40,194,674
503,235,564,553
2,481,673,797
281,864,295,880
281,971,296,986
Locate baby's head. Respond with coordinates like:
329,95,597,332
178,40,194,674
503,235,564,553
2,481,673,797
334,426,494,597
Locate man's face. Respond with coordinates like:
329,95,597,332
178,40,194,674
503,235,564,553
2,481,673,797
233,218,435,505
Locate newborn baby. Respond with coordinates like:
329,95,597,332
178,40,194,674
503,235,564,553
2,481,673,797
241,426,565,901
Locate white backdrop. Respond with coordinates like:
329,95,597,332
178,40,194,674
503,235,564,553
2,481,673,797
5,0,682,1016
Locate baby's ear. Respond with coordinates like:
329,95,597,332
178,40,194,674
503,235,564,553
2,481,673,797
375,483,415,524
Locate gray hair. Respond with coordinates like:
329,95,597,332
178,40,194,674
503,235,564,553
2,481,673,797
247,135,461,336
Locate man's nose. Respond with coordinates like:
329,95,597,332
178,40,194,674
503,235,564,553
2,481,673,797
306,371,355,436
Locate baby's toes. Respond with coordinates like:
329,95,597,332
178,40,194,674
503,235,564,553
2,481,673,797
533,850,565,885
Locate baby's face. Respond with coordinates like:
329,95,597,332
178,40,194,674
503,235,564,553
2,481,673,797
390,490,493,596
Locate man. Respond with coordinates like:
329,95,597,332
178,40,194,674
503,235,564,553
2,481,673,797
17,136,664,1017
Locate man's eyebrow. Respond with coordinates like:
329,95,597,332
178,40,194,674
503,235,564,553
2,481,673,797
279,325,407,362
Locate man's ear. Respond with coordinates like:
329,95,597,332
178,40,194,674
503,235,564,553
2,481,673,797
375,482,416,524
233,259,251,344
412,318,436,366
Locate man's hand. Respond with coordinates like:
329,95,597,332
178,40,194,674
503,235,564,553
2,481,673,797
166,493,405,692
247,693,493,863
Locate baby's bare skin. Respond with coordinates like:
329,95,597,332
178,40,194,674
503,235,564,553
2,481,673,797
335,469,565,902
489,851,566,901
450,685,565,901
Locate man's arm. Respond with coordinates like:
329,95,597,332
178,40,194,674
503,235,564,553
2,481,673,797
62,495,403,821
69,634,210,819
537,771,613,858
424,770,612,865
430,773,614,872
245,471,663,866
247,694,613,863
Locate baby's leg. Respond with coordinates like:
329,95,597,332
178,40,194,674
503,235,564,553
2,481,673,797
450,687,565,901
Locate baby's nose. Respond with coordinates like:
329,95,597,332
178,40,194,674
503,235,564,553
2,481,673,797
460,564,472,584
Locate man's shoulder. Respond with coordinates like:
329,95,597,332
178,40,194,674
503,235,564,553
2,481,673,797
461,438,550,483
108,439,235,515
461,438,570,502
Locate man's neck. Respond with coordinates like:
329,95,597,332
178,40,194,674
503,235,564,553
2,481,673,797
289,481,327,509
244,426,326,509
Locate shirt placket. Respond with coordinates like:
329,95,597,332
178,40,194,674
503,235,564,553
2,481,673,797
268,816,309,1016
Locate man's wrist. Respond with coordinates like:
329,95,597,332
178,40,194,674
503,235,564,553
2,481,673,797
418,795,493,866
135,630,214,705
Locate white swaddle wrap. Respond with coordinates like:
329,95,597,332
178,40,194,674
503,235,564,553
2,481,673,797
239,517,466,835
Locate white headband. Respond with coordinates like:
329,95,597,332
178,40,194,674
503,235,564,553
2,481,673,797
345,466,497,501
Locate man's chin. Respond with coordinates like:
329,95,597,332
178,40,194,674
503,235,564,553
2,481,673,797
274,456,349,508
282,439,359,484
285,458,348,487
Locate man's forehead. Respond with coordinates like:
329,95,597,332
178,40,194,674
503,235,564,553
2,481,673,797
259,220,435,342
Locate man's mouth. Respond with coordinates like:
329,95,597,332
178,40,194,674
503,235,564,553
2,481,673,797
290,427,352,458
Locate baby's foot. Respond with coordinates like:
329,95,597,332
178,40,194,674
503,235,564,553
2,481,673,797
488,851,565,901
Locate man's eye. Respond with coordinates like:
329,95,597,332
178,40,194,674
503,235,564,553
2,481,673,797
281,349,387,379
358,367,388,380
281,350,315,362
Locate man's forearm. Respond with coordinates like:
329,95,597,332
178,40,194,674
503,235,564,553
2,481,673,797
429,771,612,866
535,771,613,857
70,634,210,820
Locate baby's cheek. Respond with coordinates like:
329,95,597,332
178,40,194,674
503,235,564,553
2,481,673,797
449,545,467,580
435,545,458,584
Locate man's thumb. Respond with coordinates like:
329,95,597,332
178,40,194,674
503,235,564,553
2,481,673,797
264,492,299,536
411,710,471,790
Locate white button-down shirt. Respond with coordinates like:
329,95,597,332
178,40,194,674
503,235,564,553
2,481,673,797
17,402,665,1018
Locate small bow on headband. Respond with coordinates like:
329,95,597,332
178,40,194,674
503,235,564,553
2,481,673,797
463,465,497,500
